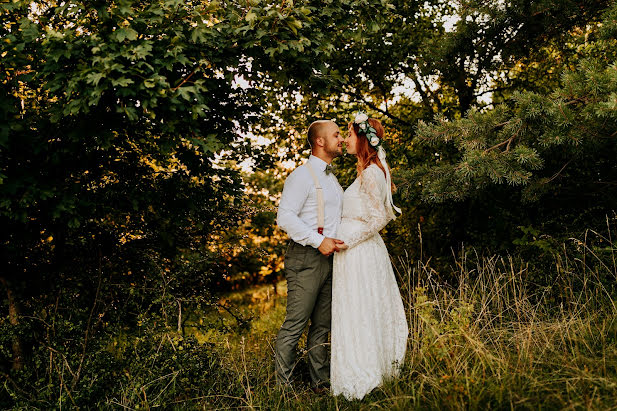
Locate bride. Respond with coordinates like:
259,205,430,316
331,113,409,400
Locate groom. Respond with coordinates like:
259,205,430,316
275,120,347,391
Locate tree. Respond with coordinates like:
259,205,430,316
0,0,388,403
399,2,617,257
248,0,614,261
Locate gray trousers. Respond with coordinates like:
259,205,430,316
275,240,332,387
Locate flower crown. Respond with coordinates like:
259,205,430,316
353,112,381,147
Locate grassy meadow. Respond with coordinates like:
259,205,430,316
191,235,617,410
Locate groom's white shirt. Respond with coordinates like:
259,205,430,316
277,155,344,248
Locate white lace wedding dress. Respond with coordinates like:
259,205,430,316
331,164,408,400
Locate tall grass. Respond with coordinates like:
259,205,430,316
7,230,617,409
205,230,617,410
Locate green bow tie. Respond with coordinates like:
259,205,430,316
325,164,334,175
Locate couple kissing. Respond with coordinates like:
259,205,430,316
275,113,408,400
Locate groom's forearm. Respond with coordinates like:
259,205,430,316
277,209,324,248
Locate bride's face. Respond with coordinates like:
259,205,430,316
346,125,358,155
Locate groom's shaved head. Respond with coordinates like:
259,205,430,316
307,120,334,148
307,119,343,160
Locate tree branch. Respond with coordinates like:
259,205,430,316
484,130,518,153
410,73,434,115
341,88,413,127
172,65,201,91
544,159,572,184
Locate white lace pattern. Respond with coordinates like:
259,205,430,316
331,165,408,400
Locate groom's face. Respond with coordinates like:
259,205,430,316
321,122,344,158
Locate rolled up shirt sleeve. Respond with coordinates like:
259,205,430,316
277,169,325,249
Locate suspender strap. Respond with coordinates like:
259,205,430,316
305,162,325,235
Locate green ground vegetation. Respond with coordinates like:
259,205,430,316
66,227,617,409
2,1,617,407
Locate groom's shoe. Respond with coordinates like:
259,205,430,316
311,386,329,395
311,382,330,395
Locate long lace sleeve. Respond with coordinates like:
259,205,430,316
339,166,392,249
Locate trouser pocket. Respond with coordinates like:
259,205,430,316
284,241,308,273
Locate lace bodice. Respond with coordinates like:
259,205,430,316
338,164,395,249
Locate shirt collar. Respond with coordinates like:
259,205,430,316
309,155,330,172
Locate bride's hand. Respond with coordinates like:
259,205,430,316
318,238,348,256
334,239,348,251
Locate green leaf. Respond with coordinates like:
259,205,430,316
112,77,135,87
245,10,257,23
121,106,138,121
285,18,302,35
191,27,208,43
192,134,222,153
132,43,153,59
114,27,138,42
19,17,39,42
86,72,105,86
176,86,195,101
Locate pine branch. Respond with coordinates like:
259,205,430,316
483,120,518,153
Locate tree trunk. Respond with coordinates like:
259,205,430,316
456,80,475,116
0,276,23,370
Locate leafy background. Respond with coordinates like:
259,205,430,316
1,0,617,408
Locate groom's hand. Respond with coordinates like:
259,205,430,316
318,238,348,256
318,238,338,256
